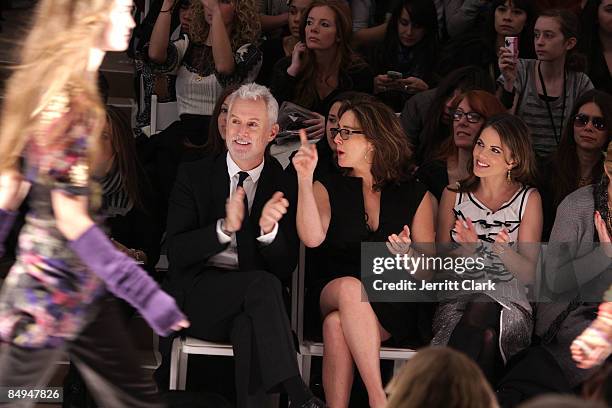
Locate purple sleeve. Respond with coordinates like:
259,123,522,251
69,225,185,336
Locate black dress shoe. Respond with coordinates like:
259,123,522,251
295,396,328,408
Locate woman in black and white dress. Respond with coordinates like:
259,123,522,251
435,113,542,385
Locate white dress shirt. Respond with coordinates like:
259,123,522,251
207,153,279,269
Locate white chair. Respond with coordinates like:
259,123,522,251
169,268,302,391
295,245,418,385
150,94,179,135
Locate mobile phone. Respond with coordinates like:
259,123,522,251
387,70,403,80
504,36,519,58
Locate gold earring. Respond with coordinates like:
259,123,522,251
507,168,512,183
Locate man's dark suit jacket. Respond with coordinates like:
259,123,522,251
164,153,298,308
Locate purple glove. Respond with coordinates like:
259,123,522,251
69,225,186,336
0,209,17,258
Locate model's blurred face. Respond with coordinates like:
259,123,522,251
494,1,528,36
179,3,194,33
101,0,136,52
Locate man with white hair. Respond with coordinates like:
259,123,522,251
162,83,325,408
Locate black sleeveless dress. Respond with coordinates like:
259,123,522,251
305,173,434,347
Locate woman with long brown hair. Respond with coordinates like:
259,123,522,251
294,97,436,407
0,0,187,402
270,0,373,138
436,113,542,385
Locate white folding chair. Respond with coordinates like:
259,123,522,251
295,245,418,385
169,268,302,395
150,94,179,135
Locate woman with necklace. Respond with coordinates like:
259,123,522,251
538,89,612,241
498,9,593,158
435,113,542,386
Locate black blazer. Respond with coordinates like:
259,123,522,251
165,153,298,307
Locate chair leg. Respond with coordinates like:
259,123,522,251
393,359,405,376
302,355,312,386
178,346,188,390
169,337,181,390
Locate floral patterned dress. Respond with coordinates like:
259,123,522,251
0,93,107,348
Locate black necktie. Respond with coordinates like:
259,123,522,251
236,171,256,271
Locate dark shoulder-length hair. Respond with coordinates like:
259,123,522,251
105,106,148,211
294,0,366,108
549,89,612,209
337,97,414,190
483,0,536,60
417,65,495,163
454,113,537,192
373,0,438,80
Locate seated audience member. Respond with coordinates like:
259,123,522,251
498,9,594,158
580,0,612,95
538,89,612,241
497,149,612,407
438,0,536,81
435,114,542,385
133,0,194,133
572,295,612,370
162,84,324,408
146,0,262,200
257,0,313,86
438,0,490,38
95,106,164,277
368,0,438,112
404,65,495,164
270,0,374,124
385,347,499,408
416,90,506,201
184,83,241,160
293,97,436,408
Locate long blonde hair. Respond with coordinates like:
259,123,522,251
0,0,112,172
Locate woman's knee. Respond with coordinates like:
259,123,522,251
322,311,345,342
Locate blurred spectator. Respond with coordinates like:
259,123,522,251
369,0,439,112
257,0,313,86
580,0,612,95
517,395,607,408
416,90,506,201
404,65,495,163
538,89,612,241
438,0,536,81
386,347,499,408
498,9,594,158
145,0,262,204
270,0,374,128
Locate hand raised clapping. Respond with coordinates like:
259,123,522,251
259,191,290,234
224,186,246,234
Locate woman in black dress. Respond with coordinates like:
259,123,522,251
293,97,436,408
